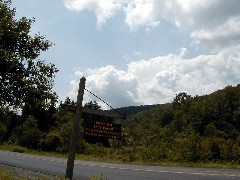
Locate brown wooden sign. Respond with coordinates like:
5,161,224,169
62,104,124,140
62,104,126,119
84,119,121,139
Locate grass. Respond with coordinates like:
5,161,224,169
0,144,239,170
0,144,67,158
0,167,105,180
0,167,18,180
77,154,240,169
89,173,108,180
0,165,66,180
11,146,27,153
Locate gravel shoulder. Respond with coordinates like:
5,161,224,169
0,163,61,180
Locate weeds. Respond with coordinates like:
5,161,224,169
89,173,108,180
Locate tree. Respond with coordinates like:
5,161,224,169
18,115,40,148
0,106,20,140
173,92,192,110
84,100,102,110
63,97,76,106
0,0,58,108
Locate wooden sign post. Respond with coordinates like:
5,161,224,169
65,77,86,180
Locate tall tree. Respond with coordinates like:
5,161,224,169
84,100,101,110
0,0,58,108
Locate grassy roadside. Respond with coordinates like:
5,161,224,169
0,166,106,180
0,144,67,158
0,166,59,180
0,144,239,170
0,167,18,180
76,153,240,169
0,164,105,180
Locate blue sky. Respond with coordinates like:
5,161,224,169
12,0,240,109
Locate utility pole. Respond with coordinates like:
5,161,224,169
65,77,86,180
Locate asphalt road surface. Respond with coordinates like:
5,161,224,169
0,150,239,180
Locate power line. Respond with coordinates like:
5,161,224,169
84,88,115,110
84,88,126,119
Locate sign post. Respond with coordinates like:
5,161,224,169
65,77,86,180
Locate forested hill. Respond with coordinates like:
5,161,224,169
111,104,161,116
118,84,240,163
121,84,240,136
1,84,240,164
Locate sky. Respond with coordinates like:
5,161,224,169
11,0,240,109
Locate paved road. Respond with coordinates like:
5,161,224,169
0,150,239,180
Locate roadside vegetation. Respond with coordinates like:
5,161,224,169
1,85,240,169
0,168,15,180
0,166,59,180
0,164,107,180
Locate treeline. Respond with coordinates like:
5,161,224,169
119,85,240,163
1,85,240,164
0,98,104,152
111,104,161,116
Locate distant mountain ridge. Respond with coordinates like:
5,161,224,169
112,104,161,116
111,84,240,116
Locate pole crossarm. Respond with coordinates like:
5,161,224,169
62,104,126,119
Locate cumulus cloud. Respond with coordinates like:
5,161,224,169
126,0,240,50
124,0,159,31
68,46,240,109
64,0,240,50
190,16,240,51
64,0,121,25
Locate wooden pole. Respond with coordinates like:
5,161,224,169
65,77,86,180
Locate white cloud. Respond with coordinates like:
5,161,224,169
124,0,158,31
145,21,160,32
191,16,240,51
179,48,187,58
142,0,240,51
68,46,240,109
64,0,121,25
64,0,240,50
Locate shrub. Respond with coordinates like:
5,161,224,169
89,173,108,180
11,146,26,153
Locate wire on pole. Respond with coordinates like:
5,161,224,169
84,88,115,110
84,88,125,116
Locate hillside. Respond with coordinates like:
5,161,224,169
118,84,240,163
111,104,161,116
1,84,240,164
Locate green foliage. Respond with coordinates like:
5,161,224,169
0,84,240,165
5,115,41,149
39,132,63,152
173,92,192,110
113,104,160,116
89,173,108,180
0,0,58,107
119,85,240,164
84,100,102,110
0,167,19,180
40,107,85,153
0,106,21,141
0,121,7,139
0,166,65,180
11,145,26,153
18,115,41,148
40,108,75,153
